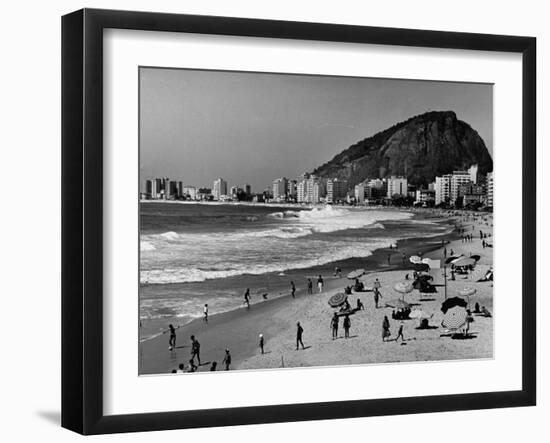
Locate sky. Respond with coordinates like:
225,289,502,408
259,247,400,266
140,68,492,193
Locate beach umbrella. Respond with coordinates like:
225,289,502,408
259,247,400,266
385,298,411,309
347,269,365,280
410,309,432,320
452,257,476,267
445,256,462,264
412,263,430,272
441,296,467,314
458,287,477,308
394,281,414,294
328,292,348,308
470,254,481,262
458,287,477,297
409,255,422,264
441,306,468,330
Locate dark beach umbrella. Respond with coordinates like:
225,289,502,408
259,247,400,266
442,306,468,330
413,263,430,272
470,254,481,262
441,296,467,314
328,292,348,308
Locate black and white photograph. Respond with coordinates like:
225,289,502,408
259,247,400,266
138,68,495,375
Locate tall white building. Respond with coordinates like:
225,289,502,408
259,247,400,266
450,171,471,204
468,164,479,184
355,182,366,204
435,174,452,205
287,180,297,199
183,186,197,200
487,172,494,207
212,177,227,200
386,176,408,198
272,177,288,201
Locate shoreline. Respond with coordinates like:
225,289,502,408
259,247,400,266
138,208,455,341
139,218,460,374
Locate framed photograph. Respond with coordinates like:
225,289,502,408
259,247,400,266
62,8,536,435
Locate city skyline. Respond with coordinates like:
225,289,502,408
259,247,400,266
140,68,493,192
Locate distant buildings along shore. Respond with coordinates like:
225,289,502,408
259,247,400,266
141,164,493,209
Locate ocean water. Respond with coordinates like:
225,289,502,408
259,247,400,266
139,202,451,339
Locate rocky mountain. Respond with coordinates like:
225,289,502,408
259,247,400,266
311,111,493,188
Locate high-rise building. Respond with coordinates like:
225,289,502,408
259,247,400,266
145,180,153,199
468,164,479,184
326,178,348,203
169,181,178,199
287,180,297,199
163,177,171,199
486,172,494,207
230,186,240,199
296,173,310,203
243,183,252,196
212,178,227,200
272,177,288,201
435,175,452,205
311,179,326,204
177,181,184,198
386,176,408,198
355,182,366,204
153,178,162,199
450,171,471,204
183,186,197,200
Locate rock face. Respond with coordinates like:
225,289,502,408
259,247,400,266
312,111,493,187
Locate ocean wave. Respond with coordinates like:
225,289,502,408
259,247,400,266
140,241,156,251
139,241,389,284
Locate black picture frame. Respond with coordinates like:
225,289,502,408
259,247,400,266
62,8,536,435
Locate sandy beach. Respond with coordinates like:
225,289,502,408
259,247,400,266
139,210,493,375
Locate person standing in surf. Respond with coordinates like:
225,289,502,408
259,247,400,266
317,275,324,293
168,324,176,350
307,278,313,294
203,304,208,323
244,288,251,309
290,281,296,298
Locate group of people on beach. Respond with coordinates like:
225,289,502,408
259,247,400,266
170,333,233,373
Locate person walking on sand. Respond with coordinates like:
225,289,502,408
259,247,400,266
290,281,296,298
382,315,391,342
203,304,208,323
330,313,339,340
190,335,201,366
374,287,383,309
296,322,305,350
222,349,232,370
343,315,351,338
259,334,265,354
244,288,251,309
357,298,364,310
168,324,176,350
396,321,405,342
307,278,313,294
317,275,324,293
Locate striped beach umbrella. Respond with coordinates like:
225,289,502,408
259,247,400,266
442,306,468,330
328,292,348,308
347,269,365,280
